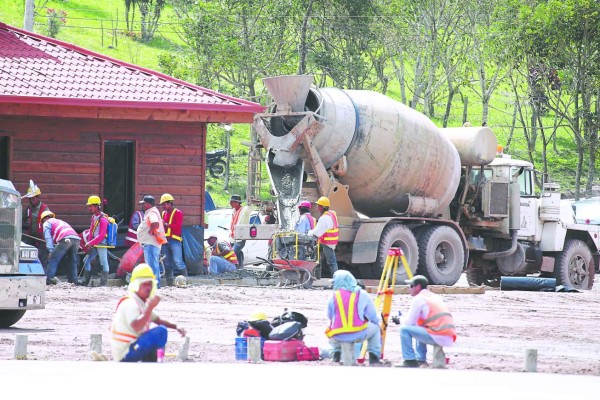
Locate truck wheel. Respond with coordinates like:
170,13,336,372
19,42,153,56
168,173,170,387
554,239,595,290
361,224,418,280
417,225,464,286
0,310,26,328
209,160,227,178
465,268,500,287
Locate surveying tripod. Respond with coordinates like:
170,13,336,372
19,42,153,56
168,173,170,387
358,247,413,363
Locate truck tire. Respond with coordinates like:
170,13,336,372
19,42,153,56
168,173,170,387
361,224,418,280
554,239,595,290
0,310,26,328
417,225,464,286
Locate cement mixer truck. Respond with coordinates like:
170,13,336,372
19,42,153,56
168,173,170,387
247,75,597,290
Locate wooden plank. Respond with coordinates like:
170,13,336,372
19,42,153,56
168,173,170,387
138,165,201,176
364,285,486,295
14,151,100,164
141,155,204,166
13,141,99,154
11,172,100,185
138,185,203,196
12,161,99,174
137,175,202,186
139,145,204,156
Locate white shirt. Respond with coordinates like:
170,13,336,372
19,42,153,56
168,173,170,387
402,289,455,347
308,213,335,249
136,206,162,248
111,293,158,361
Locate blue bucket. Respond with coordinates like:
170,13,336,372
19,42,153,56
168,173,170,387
235,337,248,361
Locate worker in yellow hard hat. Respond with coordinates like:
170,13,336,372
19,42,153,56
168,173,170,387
308,196,339,277
78,195,110,286
160,193,187,285
110,263,187,362
21,179,51,269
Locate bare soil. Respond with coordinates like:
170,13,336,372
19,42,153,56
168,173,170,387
1,273,599,376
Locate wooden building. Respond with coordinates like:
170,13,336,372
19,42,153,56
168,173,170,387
0,23,264,230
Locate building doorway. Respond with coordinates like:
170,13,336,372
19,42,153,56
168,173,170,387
0,136,9,180
103,141,135,227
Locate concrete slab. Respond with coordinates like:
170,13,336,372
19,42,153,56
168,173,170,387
1,360,596,399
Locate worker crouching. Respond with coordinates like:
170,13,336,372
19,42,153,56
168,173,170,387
325,270,382,366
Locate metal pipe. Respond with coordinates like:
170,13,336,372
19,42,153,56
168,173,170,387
482,229,518,260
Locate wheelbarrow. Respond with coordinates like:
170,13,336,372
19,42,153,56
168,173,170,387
258,257,320,289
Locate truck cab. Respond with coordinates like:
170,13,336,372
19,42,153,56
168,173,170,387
0,179,45,327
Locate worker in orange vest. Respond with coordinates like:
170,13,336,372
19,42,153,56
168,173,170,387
22,180,51,269
229,194,246,266
160,193,187,286
396,275,457,368
308,196,339,277
206,235,238,274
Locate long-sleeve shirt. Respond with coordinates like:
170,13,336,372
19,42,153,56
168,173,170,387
326,289,380,342
308,213,335,248
295,214,313,234
402,289,455,347
85,213,108,248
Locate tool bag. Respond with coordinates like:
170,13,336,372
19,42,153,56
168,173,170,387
271,311,308,328
268,321,304,341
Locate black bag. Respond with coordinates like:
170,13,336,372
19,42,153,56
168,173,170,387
271,311,308,328
268,321,304,341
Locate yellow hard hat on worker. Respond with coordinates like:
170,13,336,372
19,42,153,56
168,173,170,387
129,263,158,295
86,195,102,206
40,210,55,221
316,196,330,208
160,193,174,204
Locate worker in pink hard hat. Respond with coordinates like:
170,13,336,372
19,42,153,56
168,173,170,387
295,201,316,234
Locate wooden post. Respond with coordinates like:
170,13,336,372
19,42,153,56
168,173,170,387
247,337,262,363
23,0,35,32
525,349,537,372
178,336,190,361
14,334,28,360
90,334,102,354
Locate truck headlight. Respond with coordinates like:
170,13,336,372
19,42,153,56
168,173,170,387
20,248,38,261
0,252,8,264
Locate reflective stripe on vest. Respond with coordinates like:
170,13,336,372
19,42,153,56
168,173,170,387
162,208,182,241
111,296,147,344
223,250,238,265
417,291,457,340
319,210,339,245
125,211,142,244
307,214,316,230
49,218,78,244
29,203,48,237
230,207,243,239
326,289,368,338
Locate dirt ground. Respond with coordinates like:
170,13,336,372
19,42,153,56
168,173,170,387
1,273,599,376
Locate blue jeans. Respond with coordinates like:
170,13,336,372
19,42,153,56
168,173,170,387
47,238,80,283
400,325,438,361
329,322,382,358
320,244,338,276
121,326,168,362
233,240,245,267
209,256,236,274
161,238,187,277
143,244,162,287
84,246,109,273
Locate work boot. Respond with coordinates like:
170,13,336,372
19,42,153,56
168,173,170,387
99,271,108,287
332,352,341,363
369,352,382,366
77,270,92,286
394,359,419,368
166,276,175,286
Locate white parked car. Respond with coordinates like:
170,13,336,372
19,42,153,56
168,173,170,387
205,208,270,265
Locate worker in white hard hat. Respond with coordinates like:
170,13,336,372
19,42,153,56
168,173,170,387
22,179,51,269
308,196,339,277
160,193,187,285
110,264,186,362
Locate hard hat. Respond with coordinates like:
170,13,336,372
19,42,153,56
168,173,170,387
138,195,155,205
160,193,174,204
315,196,330,208
131,263,156,282
298,201,312,209
248,311,269,322
40,210,55,220
23,180,41,198
174,275,187,287
86,195,102,206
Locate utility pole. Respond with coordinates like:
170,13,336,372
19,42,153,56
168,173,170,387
23,0,35,32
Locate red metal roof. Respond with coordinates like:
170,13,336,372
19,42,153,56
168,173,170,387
0,23,264,113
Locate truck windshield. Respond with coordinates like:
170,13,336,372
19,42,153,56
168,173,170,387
513,168,534,196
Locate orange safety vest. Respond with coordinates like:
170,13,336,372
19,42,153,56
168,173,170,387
161,208,183,242
325,289,368,338
306,214,316,229
28,202,48,238
417,291,457,341
214,241,239,265
223,250,239,265
319,210,339,246
230,206,243,239
147,208,167,245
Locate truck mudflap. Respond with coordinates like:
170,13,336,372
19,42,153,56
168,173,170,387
0,276,45,310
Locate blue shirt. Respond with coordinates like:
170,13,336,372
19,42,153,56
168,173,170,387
295,214,312,234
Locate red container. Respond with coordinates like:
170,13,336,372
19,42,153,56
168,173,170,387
263,340,303,362
296,345,320,361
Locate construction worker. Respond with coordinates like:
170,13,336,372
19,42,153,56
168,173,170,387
79,195,111,286
308,196,339,277
124,204,145,248
160,193,187,285
110,263,186,362
136,195,167,287
206,235,237,274
229,194,247,267
396,275,457,368
295,200,315,234
21,180,51,269
41,211,80,285
326,270,382,366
